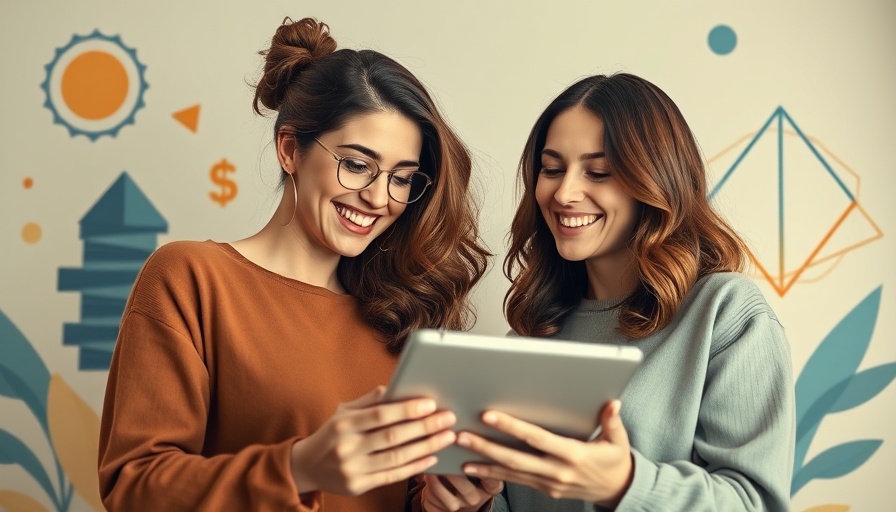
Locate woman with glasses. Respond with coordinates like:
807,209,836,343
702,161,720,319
423,73,794,511
98,17,489,512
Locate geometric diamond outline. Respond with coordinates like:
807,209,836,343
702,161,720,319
707,106,883,296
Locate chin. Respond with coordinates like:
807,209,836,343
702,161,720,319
554,246,589,262
337,246,370,258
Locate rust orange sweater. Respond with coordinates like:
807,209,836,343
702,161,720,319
99,240,408,511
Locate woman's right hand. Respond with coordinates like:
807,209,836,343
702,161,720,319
421,474,503,512
290,385,457,496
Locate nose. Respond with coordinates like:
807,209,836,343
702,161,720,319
553,170,585,206
359,172,390,209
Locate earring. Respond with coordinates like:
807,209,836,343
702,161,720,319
377,227,395,252
280,172,298,227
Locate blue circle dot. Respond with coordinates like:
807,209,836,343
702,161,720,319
708,25,737,55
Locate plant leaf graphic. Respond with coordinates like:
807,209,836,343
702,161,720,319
793,286,881,471
829,363,896,414
47,373,104,511
795,286,880,421
793,362,896,446
0,309,51,431
0,428,56,504
0,489,50,512
0,369,14,397
796,377,851,443
792,439,881,495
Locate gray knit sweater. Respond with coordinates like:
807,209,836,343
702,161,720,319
493,272,794,512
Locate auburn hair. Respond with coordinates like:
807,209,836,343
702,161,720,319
504,73,747,339
255,17,490,352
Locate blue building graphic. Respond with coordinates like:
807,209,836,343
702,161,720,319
57,172,167,370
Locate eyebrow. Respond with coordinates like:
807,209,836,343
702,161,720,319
541,148,606,161
337,143,420,168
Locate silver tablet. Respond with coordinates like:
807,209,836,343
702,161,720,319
383,328,643,475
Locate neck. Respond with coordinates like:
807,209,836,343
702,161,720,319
231,191,345,293
584,250,639,301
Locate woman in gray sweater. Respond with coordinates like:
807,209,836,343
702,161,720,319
421,73,794,511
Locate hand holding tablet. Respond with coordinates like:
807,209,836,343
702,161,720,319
384,329,642,475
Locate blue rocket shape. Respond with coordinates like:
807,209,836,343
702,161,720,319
58,172,167,370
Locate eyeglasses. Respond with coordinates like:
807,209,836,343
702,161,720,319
314,138,432,204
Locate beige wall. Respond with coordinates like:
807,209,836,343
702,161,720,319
1,1,894,510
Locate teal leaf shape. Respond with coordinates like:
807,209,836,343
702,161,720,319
792,439,882,494
0,368,13,397
796,377,850,444
0,309,50,431
830,363,896,413
793,364,895,445
0,428,57,504
793,286,881,471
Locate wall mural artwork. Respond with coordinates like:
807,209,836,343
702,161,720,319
1,7,892,511
703,24,885,300
0,23,165,508
704,27,890,503
20,177,42,246
41,30,148,141
790,287,896,509
706,100,890,510
172,104,201,134
0,309,103,512
1,171,166,511
57,172,167,371
708,107,883,297
208,158,238,208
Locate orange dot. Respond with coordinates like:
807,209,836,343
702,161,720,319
22,223,42,244
23,177,33,189
61,50,129,120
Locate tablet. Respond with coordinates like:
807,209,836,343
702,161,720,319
383,328,643,475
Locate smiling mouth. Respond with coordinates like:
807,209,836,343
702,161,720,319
558,214,599,228
335,203,379,228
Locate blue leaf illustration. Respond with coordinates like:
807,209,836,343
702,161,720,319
796,377,851,444
793,286,881,470
0,428,57,505
0,309,50,431
793,364,895,444
830,363,896,413
0,370,13,397
795,286,881,420
791,439,882,494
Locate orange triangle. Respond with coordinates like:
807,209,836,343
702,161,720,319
173,104,200,133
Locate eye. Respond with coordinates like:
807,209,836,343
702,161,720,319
341,158,373,175
539,167,564,178
389,170,418,188
585,170,611,182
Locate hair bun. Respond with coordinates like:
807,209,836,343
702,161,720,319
254,17,337,113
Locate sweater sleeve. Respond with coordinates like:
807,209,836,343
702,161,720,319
613,312,795,512
98,309,319,512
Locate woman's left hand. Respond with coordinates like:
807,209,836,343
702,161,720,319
457,400,633,507
420,474,503,512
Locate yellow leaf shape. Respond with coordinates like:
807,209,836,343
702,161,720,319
47,373,104,511
802,505,851,512
0,490,49,512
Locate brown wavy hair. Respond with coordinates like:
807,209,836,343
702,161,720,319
255,17,490,353
505,73,747,340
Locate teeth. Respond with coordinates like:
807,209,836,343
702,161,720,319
336,205,377,228
559,215,598,228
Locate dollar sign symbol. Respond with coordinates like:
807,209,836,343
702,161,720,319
209,158,237,207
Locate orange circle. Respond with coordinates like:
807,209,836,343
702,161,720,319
61,50,129,120
23,177,33,189
22,223,42,244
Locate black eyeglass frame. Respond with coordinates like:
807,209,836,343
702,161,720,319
313,138,433,204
